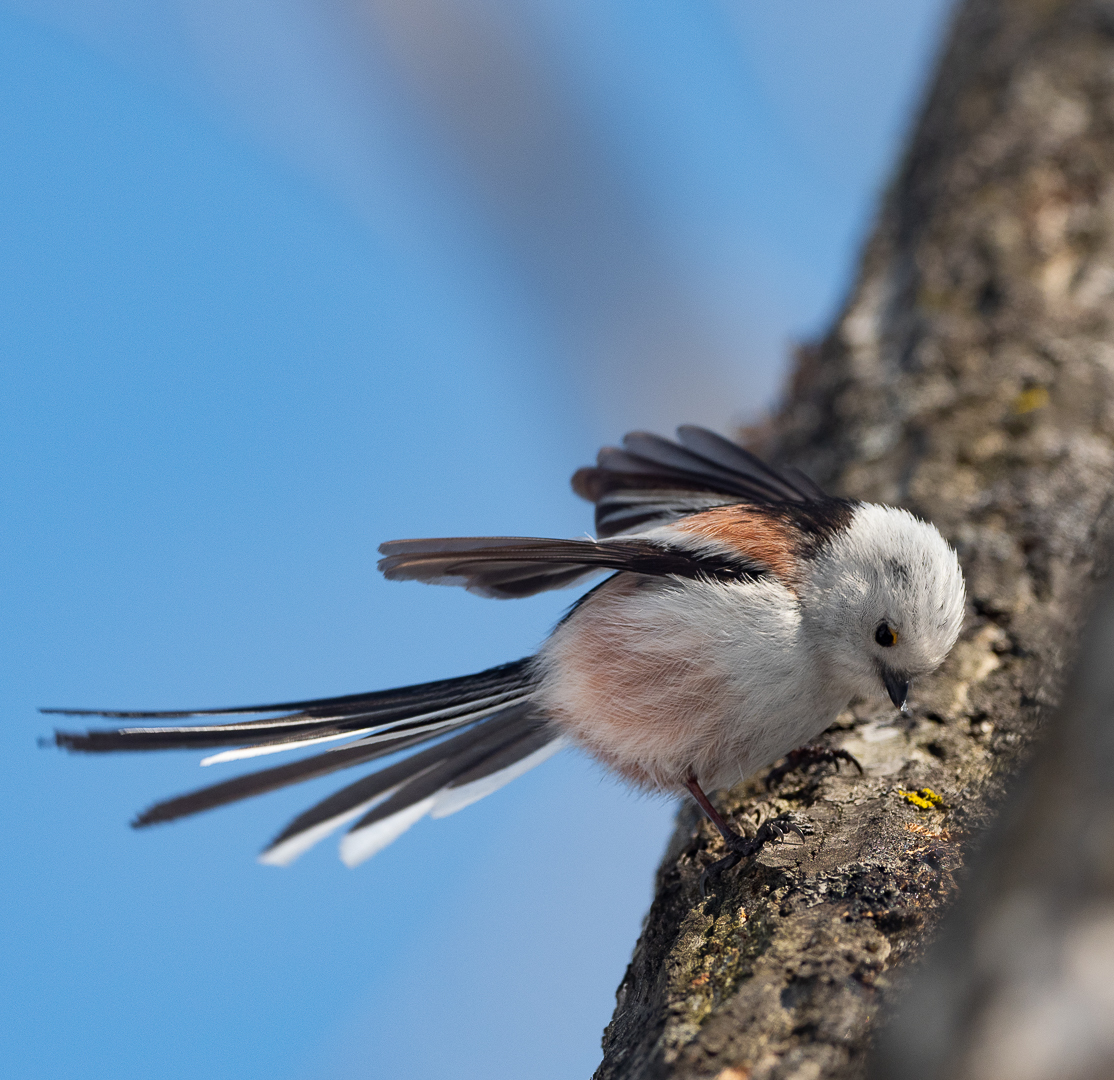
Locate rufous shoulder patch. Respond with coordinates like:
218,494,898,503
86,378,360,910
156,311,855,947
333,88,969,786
673,505,801,585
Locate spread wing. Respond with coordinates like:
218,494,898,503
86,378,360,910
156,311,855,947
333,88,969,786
377,428,824,597
377,534,765,599
571,425,828,537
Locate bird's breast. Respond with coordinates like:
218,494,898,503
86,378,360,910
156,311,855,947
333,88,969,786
534,572,827,792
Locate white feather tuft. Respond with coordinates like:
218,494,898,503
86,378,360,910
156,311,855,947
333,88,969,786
338,796,438,867
200,694,532,767
258,784,403,867
430,736,568,819
201,730,363,766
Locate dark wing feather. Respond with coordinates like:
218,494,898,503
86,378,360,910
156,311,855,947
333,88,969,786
572,425,829,537
674,426,817,501
378,535,757,598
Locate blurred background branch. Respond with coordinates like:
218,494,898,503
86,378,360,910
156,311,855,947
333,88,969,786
3,0,950,435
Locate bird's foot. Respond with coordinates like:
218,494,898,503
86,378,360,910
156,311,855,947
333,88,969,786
699,815,804,897
765,745,863,790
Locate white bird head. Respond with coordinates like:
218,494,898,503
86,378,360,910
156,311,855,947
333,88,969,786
801,503,966,710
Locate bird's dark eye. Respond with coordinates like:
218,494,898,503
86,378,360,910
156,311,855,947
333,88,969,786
875,622,898,648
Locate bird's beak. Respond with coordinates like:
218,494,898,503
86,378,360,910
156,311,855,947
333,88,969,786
882,669,910,713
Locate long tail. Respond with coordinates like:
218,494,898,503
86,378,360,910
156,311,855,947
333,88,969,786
47,659,565,866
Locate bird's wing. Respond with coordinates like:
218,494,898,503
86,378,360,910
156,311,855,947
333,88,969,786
571,425,829,537
50,662,566,866
377,534,766,599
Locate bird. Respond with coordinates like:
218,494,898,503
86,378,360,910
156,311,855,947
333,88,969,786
48,426,966,881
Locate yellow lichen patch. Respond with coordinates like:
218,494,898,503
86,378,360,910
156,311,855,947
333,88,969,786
715,1068,751,1080
896,787,947,810
1013,385,1050,414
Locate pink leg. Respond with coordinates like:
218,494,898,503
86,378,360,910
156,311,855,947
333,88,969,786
684,770,740,842
684,769,803,895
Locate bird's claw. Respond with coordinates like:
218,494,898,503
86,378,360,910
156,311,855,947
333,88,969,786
699,815,804,897
765,819,805,843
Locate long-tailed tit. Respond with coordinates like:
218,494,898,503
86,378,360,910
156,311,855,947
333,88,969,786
49,427,966,879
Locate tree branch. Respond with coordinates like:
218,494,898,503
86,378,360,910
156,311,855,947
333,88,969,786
595,1,1114,1075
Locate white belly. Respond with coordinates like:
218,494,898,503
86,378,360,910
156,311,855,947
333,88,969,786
534,573,848,792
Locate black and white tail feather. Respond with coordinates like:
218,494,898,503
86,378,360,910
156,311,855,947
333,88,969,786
50,659,562,867
49,426,830,866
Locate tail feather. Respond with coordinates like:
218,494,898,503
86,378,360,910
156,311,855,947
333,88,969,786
53,655,565,864
52,659,564,867
192,690,529,766
131,726,437,828
338,797,438,868
259,704,552,866
50,659,536,754
261,706,532,850
430,731,568,820
337,706,550,867
42,658,534,721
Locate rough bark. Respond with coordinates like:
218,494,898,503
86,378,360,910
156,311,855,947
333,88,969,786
866,583,1114,1080
595,1,1114,1076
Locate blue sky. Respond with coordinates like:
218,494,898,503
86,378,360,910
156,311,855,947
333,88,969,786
1,3,950,1077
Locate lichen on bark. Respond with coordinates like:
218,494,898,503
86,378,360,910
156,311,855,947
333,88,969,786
595,1,1114,1076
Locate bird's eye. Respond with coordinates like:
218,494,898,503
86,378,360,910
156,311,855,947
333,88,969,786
875,623,898,648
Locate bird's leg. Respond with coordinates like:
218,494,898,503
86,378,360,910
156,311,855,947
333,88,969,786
684,771,740,844
684,771,802,896
764,745,863,790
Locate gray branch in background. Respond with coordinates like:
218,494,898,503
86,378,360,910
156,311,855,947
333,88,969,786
596,0,1114,1076
346,0,767,430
